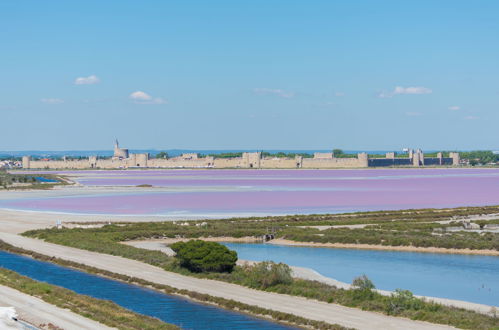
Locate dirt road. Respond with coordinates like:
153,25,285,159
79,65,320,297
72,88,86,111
0,284,113,330
0,233,454,330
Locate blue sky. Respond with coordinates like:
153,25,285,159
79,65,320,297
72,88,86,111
1,1,498,151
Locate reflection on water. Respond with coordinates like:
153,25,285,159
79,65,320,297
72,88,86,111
223,243,499,306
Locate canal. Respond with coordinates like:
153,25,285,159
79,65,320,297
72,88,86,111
0,250,293,329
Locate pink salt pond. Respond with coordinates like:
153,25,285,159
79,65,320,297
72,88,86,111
4,168,499,216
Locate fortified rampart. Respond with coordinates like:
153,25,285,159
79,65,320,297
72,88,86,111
21,144,460,170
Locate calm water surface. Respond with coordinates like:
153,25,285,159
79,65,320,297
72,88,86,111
4,169,499,216
223,243,499,306
0,251,293,329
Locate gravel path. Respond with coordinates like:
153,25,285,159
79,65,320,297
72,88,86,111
0,285,114,330
0,233,455,330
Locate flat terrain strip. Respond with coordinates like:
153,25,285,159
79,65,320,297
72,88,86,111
0,233,454,330
0,284,113,330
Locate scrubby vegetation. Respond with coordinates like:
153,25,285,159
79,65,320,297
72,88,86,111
241,262,293,289
460,150,499,166
25,206,499,252
206,152,243,158
352,274,375,291
0,267,178,329
171,240,237,272
0,240,344,330
20,206,499,329
282,226,499,250
4,237,498,329
261,152,314,158
0,171,65,189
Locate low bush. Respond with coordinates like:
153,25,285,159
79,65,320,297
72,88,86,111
243,261,293,289
386,289,425,315
352,274,375,290
20,205,499,329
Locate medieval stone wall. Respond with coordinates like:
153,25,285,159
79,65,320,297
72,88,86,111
20,147,459,170
302,156,367,168
148,156,214,168
260,157,300,168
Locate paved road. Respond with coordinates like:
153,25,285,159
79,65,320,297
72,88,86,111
0,284,113,330
0,233,454,330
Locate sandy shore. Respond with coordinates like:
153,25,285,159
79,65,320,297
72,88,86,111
269,238,499,256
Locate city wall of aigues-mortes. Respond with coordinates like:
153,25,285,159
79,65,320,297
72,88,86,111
21,142,460,169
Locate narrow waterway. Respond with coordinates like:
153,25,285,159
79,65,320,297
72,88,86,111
0,251,294,330
223,243,499,306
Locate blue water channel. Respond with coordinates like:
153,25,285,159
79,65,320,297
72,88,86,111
0,251,294,330
33,176,58,183
223,243,499,306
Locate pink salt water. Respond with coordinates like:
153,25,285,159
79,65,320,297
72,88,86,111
4,169,499,216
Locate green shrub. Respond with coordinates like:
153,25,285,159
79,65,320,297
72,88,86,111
386,289,424,315
170,240,237,273
245,261,293,289
352,274,375,290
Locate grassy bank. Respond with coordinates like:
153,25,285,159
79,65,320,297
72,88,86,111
20,207,499,329
0,171,68,190
26,206,499,252
0,240,343,330
0,267,178,329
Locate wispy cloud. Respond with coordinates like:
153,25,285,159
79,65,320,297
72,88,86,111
378,86,432,98
464,115,478,120
406,111,423,116
448,105,460,111
334,92,345,97
129,91,167,104
74,75,100,85
253,88,295,98
41,98,64,104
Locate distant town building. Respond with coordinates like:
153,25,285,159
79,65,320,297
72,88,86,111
20,142,460,170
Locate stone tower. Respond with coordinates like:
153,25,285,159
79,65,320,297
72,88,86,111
113,139,129,159
22,156,31,169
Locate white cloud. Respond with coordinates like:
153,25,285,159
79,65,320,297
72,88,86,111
130,91,152,101
41,98,64,104
394,86,432,95
448,105,460,111
464,115,478,120
253,88,295,98
74,75,100,85
406,111,423,116
129,91,167,104
378,86,432,98
335,92,345,97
